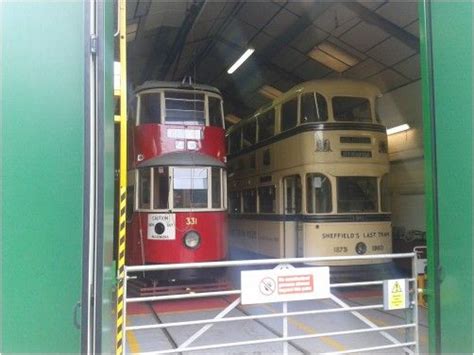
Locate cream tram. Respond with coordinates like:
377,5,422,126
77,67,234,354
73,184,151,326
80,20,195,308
226,79,391,265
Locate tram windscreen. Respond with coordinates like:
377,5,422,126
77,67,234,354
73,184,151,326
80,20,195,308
332,97,372,122
337,177,378,213
165,91,205,125
173,167,208,208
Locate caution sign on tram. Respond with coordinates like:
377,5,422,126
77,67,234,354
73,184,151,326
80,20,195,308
383,279,409,310
241,265,330,305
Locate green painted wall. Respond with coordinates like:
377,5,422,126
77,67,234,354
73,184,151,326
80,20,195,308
1,2,85,352
420,1,473,353
99,0,117,352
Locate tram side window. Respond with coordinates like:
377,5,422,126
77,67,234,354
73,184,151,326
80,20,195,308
258,186,276,213
242,120,257,148
138,168,151,209
140,93,161,124
380,174,391,212
258,110,275,141
211,167,222,208
337,176,377,213
208,96,224,127
173,167,208,208
301,93,328,123
332,97,371,122
229,191,241,213
281,98,298,132
153,167,169,209
165,91,205,125
306,174,332,213
229,129,241,154
242,189,257,213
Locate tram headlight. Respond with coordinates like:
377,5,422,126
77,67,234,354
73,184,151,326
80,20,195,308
184,231,201,249
355,242,367,255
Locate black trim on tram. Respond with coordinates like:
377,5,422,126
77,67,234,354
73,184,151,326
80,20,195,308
229,213,391,223
228,122,386,160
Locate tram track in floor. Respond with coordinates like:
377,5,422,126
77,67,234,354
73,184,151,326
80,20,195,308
221,297,311,355
147,301,182,354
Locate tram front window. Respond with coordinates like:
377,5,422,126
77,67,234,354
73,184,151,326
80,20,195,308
173,167,208,208
337,176,378,213
306,173,332,213
140,93,161,124
332,97,371,122
165,91,205,125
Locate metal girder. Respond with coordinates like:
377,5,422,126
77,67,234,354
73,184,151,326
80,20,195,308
342,1,420,51
159,0,207,79
140,0,206,82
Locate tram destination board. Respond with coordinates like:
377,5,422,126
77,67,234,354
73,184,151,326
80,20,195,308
241,265,330,305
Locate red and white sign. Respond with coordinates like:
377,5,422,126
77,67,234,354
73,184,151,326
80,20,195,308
241,265,330,305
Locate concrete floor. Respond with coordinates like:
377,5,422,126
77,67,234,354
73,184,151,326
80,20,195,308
125,288,427,354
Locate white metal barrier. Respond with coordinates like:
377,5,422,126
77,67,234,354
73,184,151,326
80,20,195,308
122,253,419,354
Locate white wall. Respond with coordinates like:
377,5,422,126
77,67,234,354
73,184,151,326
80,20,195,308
377,80,426,236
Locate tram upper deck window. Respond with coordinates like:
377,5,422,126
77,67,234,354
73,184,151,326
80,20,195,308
332,97,371,122
258,110,275,141
306,174,332,213
140,93,161,124
208,96,224,128
281,98,298,131
165,91,205,125
337,176,378,213
242,120,257,148
173,167,208,208
301,93,328,123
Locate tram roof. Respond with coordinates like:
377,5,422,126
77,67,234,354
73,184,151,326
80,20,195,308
135,80,222,95
137,151,225,169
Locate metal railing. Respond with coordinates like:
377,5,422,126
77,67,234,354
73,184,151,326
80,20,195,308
122,253,419,354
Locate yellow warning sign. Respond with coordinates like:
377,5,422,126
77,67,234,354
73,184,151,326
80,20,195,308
384,279,408,310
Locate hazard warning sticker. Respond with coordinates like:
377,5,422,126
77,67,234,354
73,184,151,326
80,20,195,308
383,279,409,310
240,265,330,305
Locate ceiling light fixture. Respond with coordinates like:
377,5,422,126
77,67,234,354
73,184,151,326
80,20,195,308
258,85,283,100
227,48,255,74
386,124,410,135
308,41,359,73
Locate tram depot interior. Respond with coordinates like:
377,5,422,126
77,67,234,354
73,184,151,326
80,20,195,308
4,1,474,354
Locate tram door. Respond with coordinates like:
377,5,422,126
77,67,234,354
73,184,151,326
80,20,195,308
283,175,302,257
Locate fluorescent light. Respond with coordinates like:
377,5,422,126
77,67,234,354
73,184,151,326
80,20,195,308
258,85,283,100
387,124,410,135
227,48,255,74
308,41,359,72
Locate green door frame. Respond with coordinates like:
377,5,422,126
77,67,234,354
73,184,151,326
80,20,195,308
419,1,473,353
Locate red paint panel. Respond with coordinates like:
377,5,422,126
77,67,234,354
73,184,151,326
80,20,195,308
126,211,228,265
131,124,226,168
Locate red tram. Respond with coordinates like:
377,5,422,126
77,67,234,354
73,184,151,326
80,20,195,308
126,81,228,268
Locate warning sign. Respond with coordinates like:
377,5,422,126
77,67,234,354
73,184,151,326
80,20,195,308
241,265,330,305
147,213,176,240
383,279,409,310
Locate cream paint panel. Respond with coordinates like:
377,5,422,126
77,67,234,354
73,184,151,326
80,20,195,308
303,222,392,265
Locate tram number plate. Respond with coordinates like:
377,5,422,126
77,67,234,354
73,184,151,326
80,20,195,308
185,217,197,225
